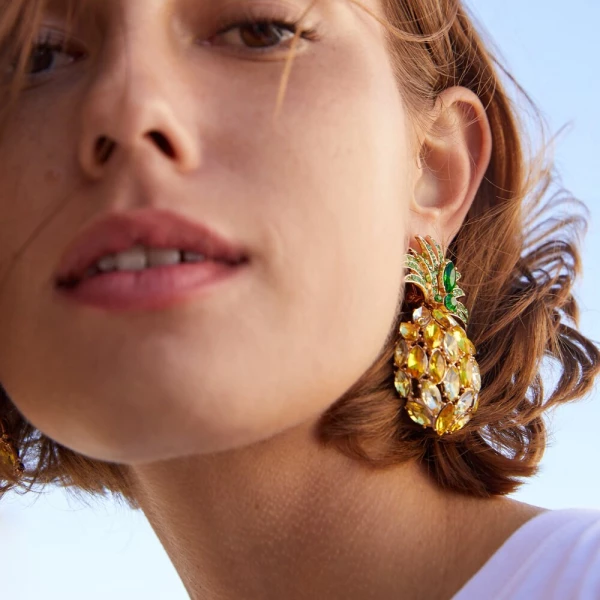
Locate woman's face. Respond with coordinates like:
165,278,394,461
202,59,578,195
0,0,415,463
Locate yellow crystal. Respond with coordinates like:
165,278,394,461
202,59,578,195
464,338,477,356
443,366,461,401
413,306,432,326
399,322,420,342
459,355,481,391
471,361,482,392
0,438,21,471
448,325,469,354
435,403,456,436
0,447,15,468
432,308,458,329
394,339,409,367
428,349,446,385
407,345,428,378
455,390,475,416
420,380,443,413
406,401,433,428
459,355,471,387
448,413,471,433
443,331,461,362
394,370,411,397
424,321,444,349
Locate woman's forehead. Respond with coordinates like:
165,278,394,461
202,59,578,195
41,0,383,19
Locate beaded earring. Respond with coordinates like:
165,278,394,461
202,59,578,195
393,235,481,436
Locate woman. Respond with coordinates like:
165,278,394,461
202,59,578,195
0,0,598,598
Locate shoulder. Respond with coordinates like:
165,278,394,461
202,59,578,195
453,507,600,600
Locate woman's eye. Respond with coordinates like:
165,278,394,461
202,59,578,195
212,20,310,50
15,34,83,78
28,43,80,76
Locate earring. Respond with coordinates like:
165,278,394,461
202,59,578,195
0,418,24,477
393,235,481,436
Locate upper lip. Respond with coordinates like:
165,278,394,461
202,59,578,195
54,208,249,285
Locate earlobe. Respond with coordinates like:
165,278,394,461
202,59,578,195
411,86,492,244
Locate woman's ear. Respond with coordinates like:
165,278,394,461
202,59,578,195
409,86,492,246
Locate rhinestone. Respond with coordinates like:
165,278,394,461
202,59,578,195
394,340,409,367
413,306,432,326
406,401,433,428
435,404,456,436
407,346,428,378
443,331,461,362
428,349,446,385
444,294,458,312
394,371,411,397
443,261,456,292
424,321,444,349
399,322,420,342
420,381,443,413
443,366,461,401
456,389,475,415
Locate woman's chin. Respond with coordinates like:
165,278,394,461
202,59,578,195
38,406,314,466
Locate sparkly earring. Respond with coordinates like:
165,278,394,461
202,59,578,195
0,417,24,477
393,235,481,436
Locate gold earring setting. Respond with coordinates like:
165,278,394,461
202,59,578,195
394,236,481,436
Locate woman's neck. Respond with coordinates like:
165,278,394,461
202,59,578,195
127,420,544,600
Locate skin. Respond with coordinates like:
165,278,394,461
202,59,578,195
0,0,547,598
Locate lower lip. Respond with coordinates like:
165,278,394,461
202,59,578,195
56,260,246,312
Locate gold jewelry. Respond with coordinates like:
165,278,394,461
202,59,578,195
394,235,481,436
0,417,24,477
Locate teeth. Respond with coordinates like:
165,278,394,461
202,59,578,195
94,246,206,275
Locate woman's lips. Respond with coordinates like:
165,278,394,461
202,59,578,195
54,207,249,285
56,259,248,312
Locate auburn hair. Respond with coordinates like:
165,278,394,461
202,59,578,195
0,0,598,509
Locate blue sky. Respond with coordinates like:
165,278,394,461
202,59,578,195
1,1,599,597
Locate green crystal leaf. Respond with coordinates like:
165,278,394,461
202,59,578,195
405,255,427,278
456,303,469,325
405,273,427,291
451,286,465,299
414,253,433,276
429,237,444,264
419,236,440,271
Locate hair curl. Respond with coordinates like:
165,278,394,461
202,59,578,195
0,0,598,508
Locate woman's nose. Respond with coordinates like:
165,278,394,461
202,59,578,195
77,43,201,180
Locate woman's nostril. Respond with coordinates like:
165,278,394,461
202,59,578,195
148,131,176,158
94,136,115,164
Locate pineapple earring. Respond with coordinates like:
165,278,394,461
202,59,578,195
393,235,481,436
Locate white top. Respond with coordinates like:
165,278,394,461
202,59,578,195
452,508,600,599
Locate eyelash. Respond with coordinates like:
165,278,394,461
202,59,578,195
21,32,81,78
19,16,320,79
212,17,319,52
